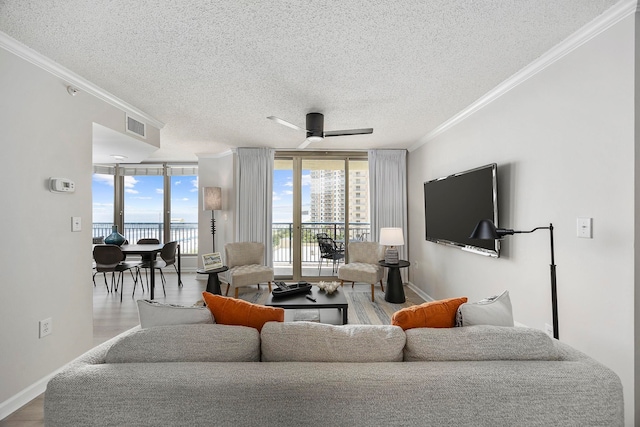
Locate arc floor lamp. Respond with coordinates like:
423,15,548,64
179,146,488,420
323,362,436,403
470,219,558,340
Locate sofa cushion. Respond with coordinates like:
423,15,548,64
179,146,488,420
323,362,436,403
391,297,467,330
202,292,283,331
104,324,260,363
404,325,559,361
261,321,406,362
456,290,514,327
137,299,214,329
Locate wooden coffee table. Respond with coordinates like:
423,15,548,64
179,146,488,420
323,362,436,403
265,286,348,325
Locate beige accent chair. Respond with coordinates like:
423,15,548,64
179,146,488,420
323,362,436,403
338,242,385,302
223,242,274,298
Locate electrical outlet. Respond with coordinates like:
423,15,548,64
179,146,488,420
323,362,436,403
544,323,553,338
39,318,52,338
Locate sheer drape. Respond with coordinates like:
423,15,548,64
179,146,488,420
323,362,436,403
368,150,408,278
235,148,275,266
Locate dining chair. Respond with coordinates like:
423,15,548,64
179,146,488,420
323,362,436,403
133,238,160,293
138,241,181,296
92,245,142,302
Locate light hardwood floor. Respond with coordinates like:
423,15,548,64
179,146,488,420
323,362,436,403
1,272,424,426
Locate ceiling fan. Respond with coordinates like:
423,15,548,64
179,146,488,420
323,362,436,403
267,112,373,149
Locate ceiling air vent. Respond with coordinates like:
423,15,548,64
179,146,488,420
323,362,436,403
126,114,146,139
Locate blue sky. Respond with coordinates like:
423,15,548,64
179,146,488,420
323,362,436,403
94,170,312,224
272,169,311,223
92,174,199,223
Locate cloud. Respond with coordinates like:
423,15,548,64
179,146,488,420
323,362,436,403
125,188,139,194
273,195,281,201
93,174,114,186
156,188,164,194
182,198,189,201
284,181,293,187
283,190,293,195
301,174,311,186
124,176,138,188
174,180,182,185
131,196,151,200
190,179,198,192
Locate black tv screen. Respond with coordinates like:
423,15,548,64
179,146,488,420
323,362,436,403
424,164,499,257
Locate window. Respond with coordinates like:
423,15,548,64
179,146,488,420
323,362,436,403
92,164,199,254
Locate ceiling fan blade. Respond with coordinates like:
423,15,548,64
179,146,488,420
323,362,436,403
267,116,303,131
296,138,315,150
324,128,373,137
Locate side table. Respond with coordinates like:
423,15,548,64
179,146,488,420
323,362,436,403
378,260,410,303
197,266,229,295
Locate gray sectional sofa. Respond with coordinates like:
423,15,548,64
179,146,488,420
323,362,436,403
44,322,624,426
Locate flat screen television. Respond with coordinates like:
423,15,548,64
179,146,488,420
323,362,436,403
424,163,499,257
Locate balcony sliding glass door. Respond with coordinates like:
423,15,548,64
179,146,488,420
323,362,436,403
272,152,368,281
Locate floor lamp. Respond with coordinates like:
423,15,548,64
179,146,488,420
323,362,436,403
470,219,558,340
203,187,222,252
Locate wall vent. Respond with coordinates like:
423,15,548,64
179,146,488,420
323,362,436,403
126,114,146,139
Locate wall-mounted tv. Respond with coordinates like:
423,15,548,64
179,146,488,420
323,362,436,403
424,163,499,257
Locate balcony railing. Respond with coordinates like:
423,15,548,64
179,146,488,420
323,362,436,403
93,221,370,261
273,222,370,264
93,223,198,255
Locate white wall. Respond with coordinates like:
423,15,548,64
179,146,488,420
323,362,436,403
198,154,235,269
0,47,159,416
408,15,635,425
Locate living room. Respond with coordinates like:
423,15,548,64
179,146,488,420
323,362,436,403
0,1,637,425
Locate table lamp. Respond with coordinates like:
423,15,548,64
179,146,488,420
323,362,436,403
379,227,404,264
202,187,222,252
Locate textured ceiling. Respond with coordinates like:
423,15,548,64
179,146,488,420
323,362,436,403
0,0,621,161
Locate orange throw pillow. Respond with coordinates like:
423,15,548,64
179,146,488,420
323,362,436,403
202,292,284,332
391,297,468,330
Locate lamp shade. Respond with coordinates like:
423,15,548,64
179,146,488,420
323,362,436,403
469,219,499,239
203,187,222,211
379,227,404,246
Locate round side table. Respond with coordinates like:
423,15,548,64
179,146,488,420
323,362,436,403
378,260,410,303
197,266,229,295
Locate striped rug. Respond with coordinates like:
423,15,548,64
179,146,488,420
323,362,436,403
237,287,416,325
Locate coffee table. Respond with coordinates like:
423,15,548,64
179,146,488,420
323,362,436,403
265,286,348,325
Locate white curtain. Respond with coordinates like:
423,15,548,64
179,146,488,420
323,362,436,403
235,147,275,266
368,150,408,277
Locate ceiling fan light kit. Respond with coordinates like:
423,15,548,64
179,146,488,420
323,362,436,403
268,112,373,149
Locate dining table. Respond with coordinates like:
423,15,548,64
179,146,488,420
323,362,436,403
120,243,165,300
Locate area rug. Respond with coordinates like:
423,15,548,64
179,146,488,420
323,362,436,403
236,288,415,325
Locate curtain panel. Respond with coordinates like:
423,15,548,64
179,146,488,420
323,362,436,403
235,147,275,266
368,149,408,278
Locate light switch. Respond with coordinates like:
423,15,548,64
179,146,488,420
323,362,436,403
72,216,82,232
577,217,592,238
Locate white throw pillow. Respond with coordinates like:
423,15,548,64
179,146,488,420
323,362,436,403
137,299,214,328
456,290,514,327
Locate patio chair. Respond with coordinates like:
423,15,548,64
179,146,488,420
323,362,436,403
338,241,384,302
317,235,345,275
223,242,273,298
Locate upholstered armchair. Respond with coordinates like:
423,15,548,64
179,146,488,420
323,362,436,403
223,242,274,298
337,242,385,302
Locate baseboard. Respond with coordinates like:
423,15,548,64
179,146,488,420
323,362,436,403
0,368,60,420
405,281,433,302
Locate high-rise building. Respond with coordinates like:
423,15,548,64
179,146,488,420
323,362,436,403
309,169,369,224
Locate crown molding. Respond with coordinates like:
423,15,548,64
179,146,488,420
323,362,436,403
409,0,638,152
0,31,165,130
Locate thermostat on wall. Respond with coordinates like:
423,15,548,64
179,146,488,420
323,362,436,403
49,177,76,193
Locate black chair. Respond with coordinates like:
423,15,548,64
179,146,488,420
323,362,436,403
317,236,345,275
139,241,181,296
93,245,142,302
133,238,161,293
